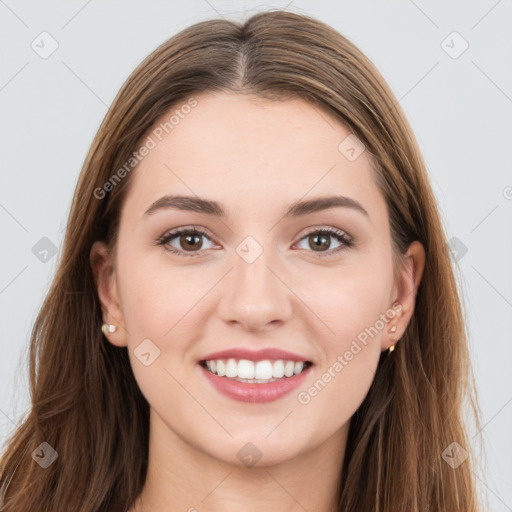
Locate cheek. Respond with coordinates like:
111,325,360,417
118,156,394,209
117,254,207,404
293,270,389,431
295,258,393,345
117,247,207,339
292,254,392,401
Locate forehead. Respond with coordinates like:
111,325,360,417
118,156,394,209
122,91,386,223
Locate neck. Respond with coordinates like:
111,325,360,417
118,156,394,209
130,408,349,512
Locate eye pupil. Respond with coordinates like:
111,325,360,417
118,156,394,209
310,234,330,251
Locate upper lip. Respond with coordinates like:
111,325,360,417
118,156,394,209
199,347,312,363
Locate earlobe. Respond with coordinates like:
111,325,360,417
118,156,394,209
90,241,127,347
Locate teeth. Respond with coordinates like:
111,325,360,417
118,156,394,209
273,360,285,378
226,358,238,378
238,359,255,379
255,360,273,380
284,361,295,377
216,360,226,377
204,358,309,381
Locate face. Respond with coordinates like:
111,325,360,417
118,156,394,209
91,91,424,467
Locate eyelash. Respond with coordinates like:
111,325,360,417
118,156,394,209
155,225,354,259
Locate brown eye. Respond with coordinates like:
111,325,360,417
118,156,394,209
308,233,331,251
179,233,203,251
295,228,353,257
156,227,215,257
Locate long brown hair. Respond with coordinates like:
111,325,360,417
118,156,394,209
0,9,484,511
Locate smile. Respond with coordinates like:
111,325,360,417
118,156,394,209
200,358,312,382
199,358,314,403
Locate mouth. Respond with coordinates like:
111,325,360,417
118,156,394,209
198,358,314,403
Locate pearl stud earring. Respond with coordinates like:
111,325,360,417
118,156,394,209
101,323,117,336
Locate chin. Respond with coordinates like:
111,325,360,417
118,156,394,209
202,430,311,469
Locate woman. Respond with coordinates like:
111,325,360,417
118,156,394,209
0,9,483,511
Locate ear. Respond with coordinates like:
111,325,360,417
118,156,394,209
384,240,426,351
90,241,127,347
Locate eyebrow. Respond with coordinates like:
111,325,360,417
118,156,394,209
143,194,369,218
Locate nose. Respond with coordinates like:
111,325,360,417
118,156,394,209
217,249,293,332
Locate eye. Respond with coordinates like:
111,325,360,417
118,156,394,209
155,226,216,258
155,226,354,258
294,227,353,257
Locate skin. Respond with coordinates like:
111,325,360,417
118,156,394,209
90,91,425,512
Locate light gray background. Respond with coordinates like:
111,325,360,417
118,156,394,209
1,1,511,509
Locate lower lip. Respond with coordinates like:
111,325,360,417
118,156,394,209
200,364,312,403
